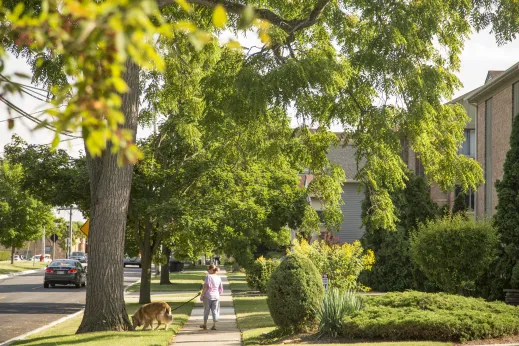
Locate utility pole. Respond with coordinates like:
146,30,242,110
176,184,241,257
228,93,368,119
42,226,45,259
57,206,76,259
69,205,73,258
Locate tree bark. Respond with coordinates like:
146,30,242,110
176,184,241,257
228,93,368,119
10,245,15,265
160,247,172,285
138,220,153,305
76,61,140,333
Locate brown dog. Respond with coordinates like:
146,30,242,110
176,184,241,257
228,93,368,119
131,301,173,330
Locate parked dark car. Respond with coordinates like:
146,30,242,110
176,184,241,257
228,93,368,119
44,259,86,288
70,251,87,263
123,257,141,268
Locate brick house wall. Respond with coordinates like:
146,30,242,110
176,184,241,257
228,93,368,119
476,102,486,216
472,67,519,218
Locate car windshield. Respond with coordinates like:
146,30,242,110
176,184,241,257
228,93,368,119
49,260,76,267
72,252,85,256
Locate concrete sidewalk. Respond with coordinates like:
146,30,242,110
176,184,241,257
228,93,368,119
170,269,241,346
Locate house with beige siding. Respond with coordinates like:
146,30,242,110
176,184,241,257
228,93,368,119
298,138,365,244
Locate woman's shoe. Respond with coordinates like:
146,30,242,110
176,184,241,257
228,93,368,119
200,324,207,330
211,326,216,330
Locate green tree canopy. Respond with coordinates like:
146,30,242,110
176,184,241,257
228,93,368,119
3,135,90,214
0,159,54,263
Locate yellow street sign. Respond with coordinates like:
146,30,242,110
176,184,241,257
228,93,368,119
80,219,89,237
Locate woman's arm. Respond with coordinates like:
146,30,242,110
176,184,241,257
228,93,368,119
200,280,209,301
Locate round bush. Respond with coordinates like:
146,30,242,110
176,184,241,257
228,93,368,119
267,253,324,331
410,215,499,294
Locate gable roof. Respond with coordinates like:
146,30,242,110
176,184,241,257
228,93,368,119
469,62,519,103
485,71,505,84
448,86,482,104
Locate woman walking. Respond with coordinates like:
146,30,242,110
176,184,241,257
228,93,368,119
200,264,223,330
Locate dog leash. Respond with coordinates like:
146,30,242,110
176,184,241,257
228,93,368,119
170,292,201,312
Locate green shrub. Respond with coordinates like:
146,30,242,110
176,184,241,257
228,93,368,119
452,192,468,217
293,238,374,291
361,173,440,292
245,256,279,293
360,227,414,291
410,215,499,294
342,291,519,342
485,114,519,299
0,251,10,261
316,288,362,338
267,253,324,331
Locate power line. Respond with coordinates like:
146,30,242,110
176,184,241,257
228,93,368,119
0,115,23,123
0,96,81,139
0,73,50,93
0,73,53,102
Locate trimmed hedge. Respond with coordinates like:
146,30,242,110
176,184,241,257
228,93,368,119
267,253,324,331
343,291,519,342
410,216,499,294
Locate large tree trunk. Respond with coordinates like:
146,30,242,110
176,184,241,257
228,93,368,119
138,220,153,305
77,61,139,333
160,247,171,285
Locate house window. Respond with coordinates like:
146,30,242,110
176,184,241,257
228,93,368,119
513,82,519,120
485,98,493,215
458,129,476,156
415,157,425,176
316,210,325,223
455,186,475,211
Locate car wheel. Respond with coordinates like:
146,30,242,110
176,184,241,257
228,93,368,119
75,280,81,288
50,284,55,288
123,264,126,268
138,264,142,268
43,282,49,288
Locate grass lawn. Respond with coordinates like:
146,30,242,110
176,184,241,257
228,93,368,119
12,270,207,346
0,261,46,275
127,271,206,292
235,296,274,330
233,288,452,346
13,299,193,346
227,271,252,291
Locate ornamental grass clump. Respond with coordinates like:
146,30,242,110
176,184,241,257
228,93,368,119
315,288,362,338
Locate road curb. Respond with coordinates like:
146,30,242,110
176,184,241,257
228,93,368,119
0,268,44,281
0,271,139,346
0,309,84,346
124,278,141,293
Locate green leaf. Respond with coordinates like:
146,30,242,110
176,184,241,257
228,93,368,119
51,135,60,149
212,5,227,29
238,5,255,29
112,77,129,93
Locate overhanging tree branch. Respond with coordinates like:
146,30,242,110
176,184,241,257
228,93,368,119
157,0,331,34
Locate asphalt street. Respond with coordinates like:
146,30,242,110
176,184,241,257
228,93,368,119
0,265,142,343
